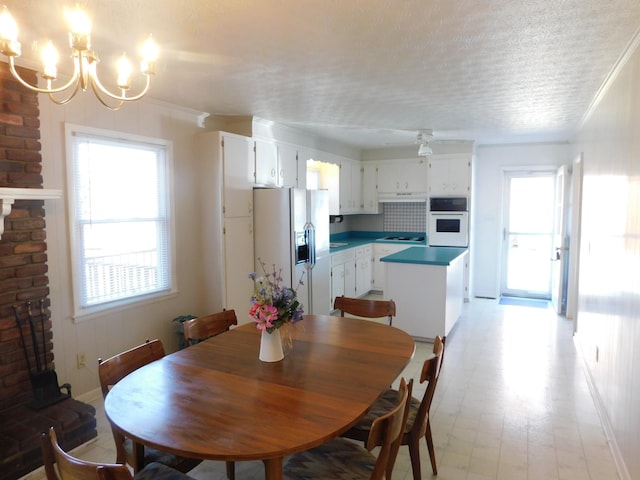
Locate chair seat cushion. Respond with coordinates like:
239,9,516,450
134,462,197,480
354,388,420,434
283,438,376,479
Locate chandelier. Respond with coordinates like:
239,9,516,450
0,5,158,110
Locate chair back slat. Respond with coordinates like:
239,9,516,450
414,336,444,438
42,427,133,480
183,309,238,346
333,296,396,325
97,339,165,469
98,339,165,398
365,377,410,480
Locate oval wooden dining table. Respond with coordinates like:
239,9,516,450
104,314,415,480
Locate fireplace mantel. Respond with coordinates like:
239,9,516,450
0,188,63,237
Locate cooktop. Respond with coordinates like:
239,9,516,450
378,236,425,242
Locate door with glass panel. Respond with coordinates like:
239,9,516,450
501,172,555,298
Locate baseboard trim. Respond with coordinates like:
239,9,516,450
574,332,630,480
75,386,103,404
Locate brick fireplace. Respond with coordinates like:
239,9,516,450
0,63,97,480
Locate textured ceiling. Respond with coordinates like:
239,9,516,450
5,0,640,149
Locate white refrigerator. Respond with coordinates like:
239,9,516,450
253,188,331,315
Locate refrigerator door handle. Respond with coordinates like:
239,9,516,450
306,222,316,268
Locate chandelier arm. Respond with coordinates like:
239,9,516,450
8,56,81,94
89,80,125,110
47,80,82,105
89,69,151,103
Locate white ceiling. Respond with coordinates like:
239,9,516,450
5,0,640,149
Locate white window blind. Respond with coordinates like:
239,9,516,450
66,125,173,316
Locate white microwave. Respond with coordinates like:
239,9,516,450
428,211,469,247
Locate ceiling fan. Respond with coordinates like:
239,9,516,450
415,130,433,157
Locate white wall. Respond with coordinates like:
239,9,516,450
40,95,207,397
572,40,640,480
471,143,570,298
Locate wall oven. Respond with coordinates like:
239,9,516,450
428,197,469,247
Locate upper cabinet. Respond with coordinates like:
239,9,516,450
254,139,299,187
361,162,379,214
254,138,279,186
428,154,471,196
221,134,254,217
277,143,298,187
377,159,428,194
339,159,362,214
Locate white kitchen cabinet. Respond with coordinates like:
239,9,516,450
331,248,356,303
361,163,379,213
355,244,373,297
223,216,254,315
377,159,428,194
339,159,362,214
254,138,279,186
219,135,254,218
196,131,255,320
428,154,471,196
386,251,467,339
373,243,411,291
277,143,298,187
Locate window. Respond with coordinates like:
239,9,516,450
66,124,175,318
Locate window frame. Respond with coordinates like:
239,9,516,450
65,123,177,321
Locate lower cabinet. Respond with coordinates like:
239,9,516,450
355,245,373,297
331,244,374,304
331,249,356,303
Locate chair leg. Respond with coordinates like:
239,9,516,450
408,436,422,480
226,461,235,480
425,418,437,475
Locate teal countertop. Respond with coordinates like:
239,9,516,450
329,231,426,252
381,246,467,266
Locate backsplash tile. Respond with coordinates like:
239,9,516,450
383,203,426,231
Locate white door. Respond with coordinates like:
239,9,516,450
501,172,555,298
551,165,570,314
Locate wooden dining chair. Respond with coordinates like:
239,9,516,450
183,309,238,346
98,340,201,475
41,427,196,480
343,336,445,480
333,295,396,325
283,377,410,480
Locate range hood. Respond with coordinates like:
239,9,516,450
377,192,428,203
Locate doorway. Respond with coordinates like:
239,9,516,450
501,172,556,299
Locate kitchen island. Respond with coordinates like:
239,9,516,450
382,246,468,340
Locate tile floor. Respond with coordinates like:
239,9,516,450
22,298,620,479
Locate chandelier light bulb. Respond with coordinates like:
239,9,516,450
0,6,17,41
140,35,158,75
41,41,59,79
117,53,132,89
65,7,91,36
141,36,158,62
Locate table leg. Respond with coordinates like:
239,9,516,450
263,457,283,480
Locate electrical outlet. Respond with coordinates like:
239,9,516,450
77,352,87,368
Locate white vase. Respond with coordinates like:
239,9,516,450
259,329,284,362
